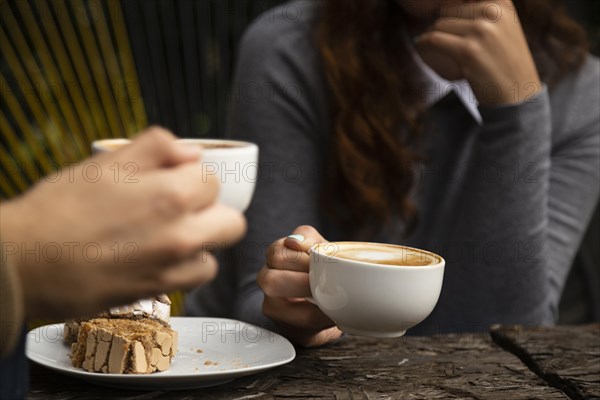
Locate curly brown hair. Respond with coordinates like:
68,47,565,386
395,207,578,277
316,0,588,238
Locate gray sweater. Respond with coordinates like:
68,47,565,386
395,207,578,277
187,2,600,333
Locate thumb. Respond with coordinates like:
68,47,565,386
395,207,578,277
283,225,327,253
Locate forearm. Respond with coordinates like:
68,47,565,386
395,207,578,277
444,89,553,324
466,89,552,245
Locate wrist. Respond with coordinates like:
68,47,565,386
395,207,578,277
1,199,47,319
478,85,550,130
472,78,543,106
0,200,28,255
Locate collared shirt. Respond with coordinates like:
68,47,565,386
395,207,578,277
411,46,483,125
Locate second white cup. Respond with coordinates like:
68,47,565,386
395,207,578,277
92,138,259,211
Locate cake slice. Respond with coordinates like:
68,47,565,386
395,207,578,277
64,295,171,345
70,318,178,374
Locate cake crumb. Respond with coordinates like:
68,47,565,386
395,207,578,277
196,349,203,353
204,360,218,366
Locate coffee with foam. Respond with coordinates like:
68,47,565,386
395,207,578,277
317,242,438,267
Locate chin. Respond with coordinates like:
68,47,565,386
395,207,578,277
397,0,462,19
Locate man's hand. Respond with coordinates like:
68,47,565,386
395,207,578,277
0,127,246,319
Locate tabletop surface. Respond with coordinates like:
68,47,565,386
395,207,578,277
28,324,599,400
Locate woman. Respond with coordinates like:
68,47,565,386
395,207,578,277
186,0,600,346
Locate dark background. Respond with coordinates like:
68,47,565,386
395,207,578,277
122,0,600,138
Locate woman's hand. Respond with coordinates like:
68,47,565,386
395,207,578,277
0,127,247,319
257,225,343,347
417,0,542,105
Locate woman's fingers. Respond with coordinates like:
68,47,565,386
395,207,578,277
297,327,344,348
266,223,329,272
262,296,336,331
284,225,328,253
257,265,312,298
431,18,475,37
417,30,472,64
259,226,341,347
266,238,310,272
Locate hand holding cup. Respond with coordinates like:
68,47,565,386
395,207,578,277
1,128,247,319
257,226,343,347
258,225,446,344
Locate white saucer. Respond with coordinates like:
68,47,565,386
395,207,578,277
26,317,296,390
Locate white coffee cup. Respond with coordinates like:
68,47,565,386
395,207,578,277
309,242,445,338
92,138,259,211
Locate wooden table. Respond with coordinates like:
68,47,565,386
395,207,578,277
28,324,599,400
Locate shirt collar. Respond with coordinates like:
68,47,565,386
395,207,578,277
410,43,483,125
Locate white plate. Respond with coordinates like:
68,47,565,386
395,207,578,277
26,317,296,390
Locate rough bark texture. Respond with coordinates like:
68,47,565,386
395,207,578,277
490,324,600,400
28,325,600,399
